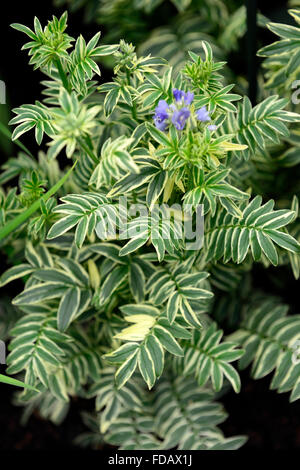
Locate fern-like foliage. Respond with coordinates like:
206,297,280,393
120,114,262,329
7,308,103,401
257,9,300,92
139,14,222,74
225,95,300,160
205,195,300,266
76,375,247,450
1,11,300,451
88,367,144,433
153,376,247,450
173,323,244,393
228,300,300,402
47,193,124,248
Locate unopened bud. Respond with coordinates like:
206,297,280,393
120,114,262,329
88,259,100,289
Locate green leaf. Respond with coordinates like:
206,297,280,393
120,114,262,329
146,123,170,147
115,352,138,389
145,334,164,378
47,215,81,239
57,286,80,332
138,344,156,389
104,343,140,364
0,373,38,391
99,265,128,305
13,283,68,305
0,264,34,286
129,262,145,302
153,325,183,356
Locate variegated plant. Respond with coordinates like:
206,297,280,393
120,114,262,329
0,10,300,450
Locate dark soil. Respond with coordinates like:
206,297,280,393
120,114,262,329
0,371,87,450
221,371,300,450
1,366,300,450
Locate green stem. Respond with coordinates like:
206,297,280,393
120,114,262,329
0,161,77,241
125,69,137,121
132,101,137,121
55,58,71,92
79,138,98,164
0,122,34,159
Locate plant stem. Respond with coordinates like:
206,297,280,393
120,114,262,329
132,101,137,120
79,138,98,164
0,161,77,241
55,58,71,92
125,69,138,121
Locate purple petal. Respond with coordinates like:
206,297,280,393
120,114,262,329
173,89,184,102
155,100,169,120
184,91,194,105
154,117,168,131
207,124,217,131
171,107,190,130
196,106,210,122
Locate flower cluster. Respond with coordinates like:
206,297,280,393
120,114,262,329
153,88,217,132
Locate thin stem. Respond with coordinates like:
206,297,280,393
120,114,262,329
126,69,138,121
55,58,71,92
0,160,77,241
79,137,98,164
132,101,137,121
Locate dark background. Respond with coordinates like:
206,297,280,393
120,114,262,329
0,0,294,113
0,0,299,450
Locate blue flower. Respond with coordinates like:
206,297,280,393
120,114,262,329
155,100,169,120
154,100,169,130
173,89,194,105
173,89,185,102
184,91,194,105
154,117,168,131
153,92,194,132
196,106,210,122
172,107,190,130
207,124,217,131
